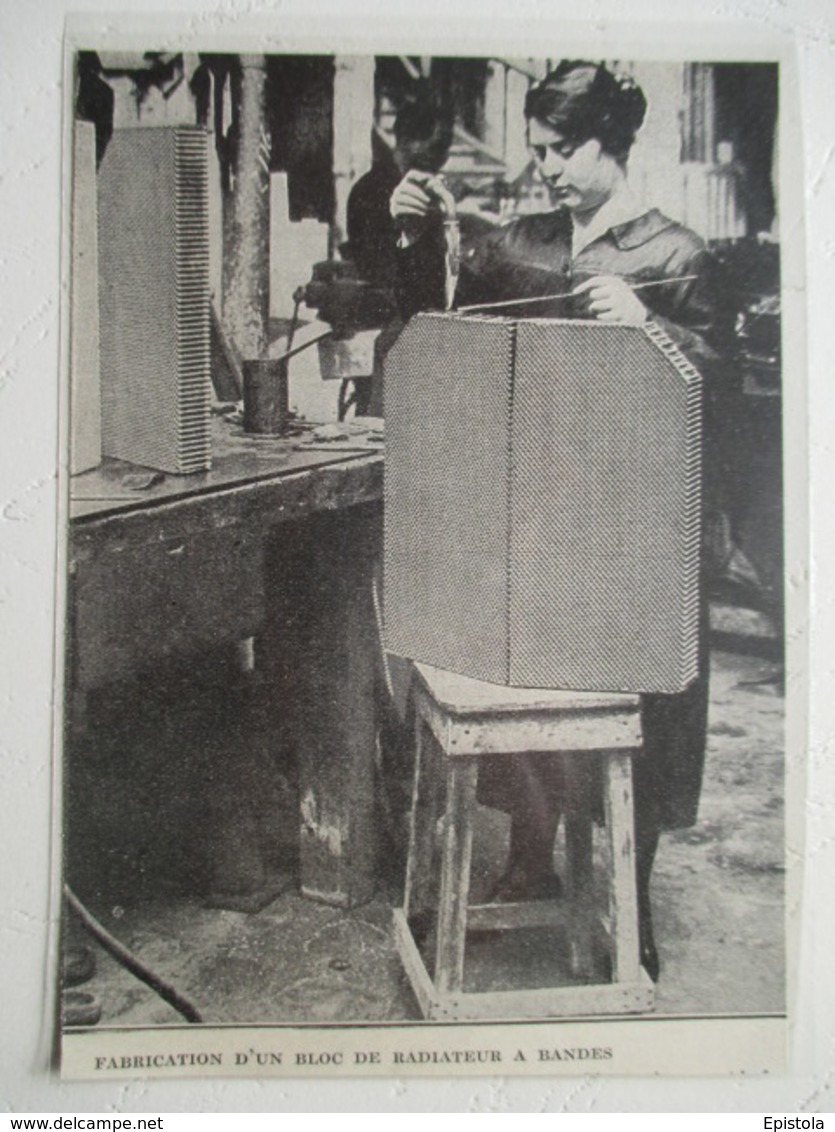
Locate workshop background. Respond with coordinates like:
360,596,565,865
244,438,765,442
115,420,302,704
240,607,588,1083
63,53,784,1027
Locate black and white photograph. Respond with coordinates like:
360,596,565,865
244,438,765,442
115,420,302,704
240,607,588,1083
0,0,825,1102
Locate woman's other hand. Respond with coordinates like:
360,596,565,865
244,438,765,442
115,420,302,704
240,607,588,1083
573,275,648,325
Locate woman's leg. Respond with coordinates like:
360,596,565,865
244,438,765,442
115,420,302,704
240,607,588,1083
634,818,661,981
636,622,710,981
485,752,564,901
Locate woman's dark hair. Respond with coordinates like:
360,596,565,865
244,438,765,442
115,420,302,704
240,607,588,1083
524,60,647,163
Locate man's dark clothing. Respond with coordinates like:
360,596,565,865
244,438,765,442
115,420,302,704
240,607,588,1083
344,156,403,291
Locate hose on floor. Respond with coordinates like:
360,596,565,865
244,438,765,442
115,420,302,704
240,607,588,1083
64,884,204,1024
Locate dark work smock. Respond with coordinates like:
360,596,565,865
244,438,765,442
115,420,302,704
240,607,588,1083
393,206,736,831
397,206,731,390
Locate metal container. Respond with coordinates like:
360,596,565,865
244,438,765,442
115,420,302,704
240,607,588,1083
243,358,289,434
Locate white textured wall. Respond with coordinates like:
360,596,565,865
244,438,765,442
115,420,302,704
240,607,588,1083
1,0,832,1114
332,54,376,246
628,62,688,223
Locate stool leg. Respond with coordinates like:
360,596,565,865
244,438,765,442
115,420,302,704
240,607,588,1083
563,756,594,980
403,711,442,923
603,750,641,984
435,757,478,996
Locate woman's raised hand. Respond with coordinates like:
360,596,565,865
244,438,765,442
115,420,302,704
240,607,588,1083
573,275,648,326
390,170,444,245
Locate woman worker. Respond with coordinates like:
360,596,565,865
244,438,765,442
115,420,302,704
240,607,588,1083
389,60,734,981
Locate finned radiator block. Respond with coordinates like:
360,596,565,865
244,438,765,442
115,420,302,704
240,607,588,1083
98,127,212,475
384,313,703,694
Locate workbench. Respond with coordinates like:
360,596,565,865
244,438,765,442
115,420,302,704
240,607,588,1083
67,417,384,909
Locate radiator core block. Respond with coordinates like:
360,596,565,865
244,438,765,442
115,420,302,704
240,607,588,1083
383,313,703,694
97,127,212,475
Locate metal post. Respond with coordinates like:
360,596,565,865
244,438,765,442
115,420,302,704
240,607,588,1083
224,54,271,362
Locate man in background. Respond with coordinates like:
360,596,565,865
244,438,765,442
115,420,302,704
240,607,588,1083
341,93,453,415
345,92,453,290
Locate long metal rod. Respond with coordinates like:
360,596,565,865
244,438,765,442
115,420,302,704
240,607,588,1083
458,275,700,315
272,328,333,365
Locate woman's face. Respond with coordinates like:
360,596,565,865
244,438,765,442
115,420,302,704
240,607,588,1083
527,118,622,215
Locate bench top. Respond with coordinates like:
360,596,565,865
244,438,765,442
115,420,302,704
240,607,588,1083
413,662,641,718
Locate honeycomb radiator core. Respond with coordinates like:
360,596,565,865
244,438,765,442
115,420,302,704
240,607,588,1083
97,127,212,475
383,313,703,694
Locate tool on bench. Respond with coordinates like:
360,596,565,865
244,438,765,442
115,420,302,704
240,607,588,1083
298,259,398,419
297,173,459,416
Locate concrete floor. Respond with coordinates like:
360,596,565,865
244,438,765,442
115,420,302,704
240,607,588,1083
63,625,785,1028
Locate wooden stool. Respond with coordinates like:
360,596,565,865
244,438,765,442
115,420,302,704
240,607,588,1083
393,662,655,1021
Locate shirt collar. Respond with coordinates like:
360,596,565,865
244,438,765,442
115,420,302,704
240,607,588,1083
609,208,677,250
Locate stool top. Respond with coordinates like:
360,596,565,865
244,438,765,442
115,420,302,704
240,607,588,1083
413,662,641,718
